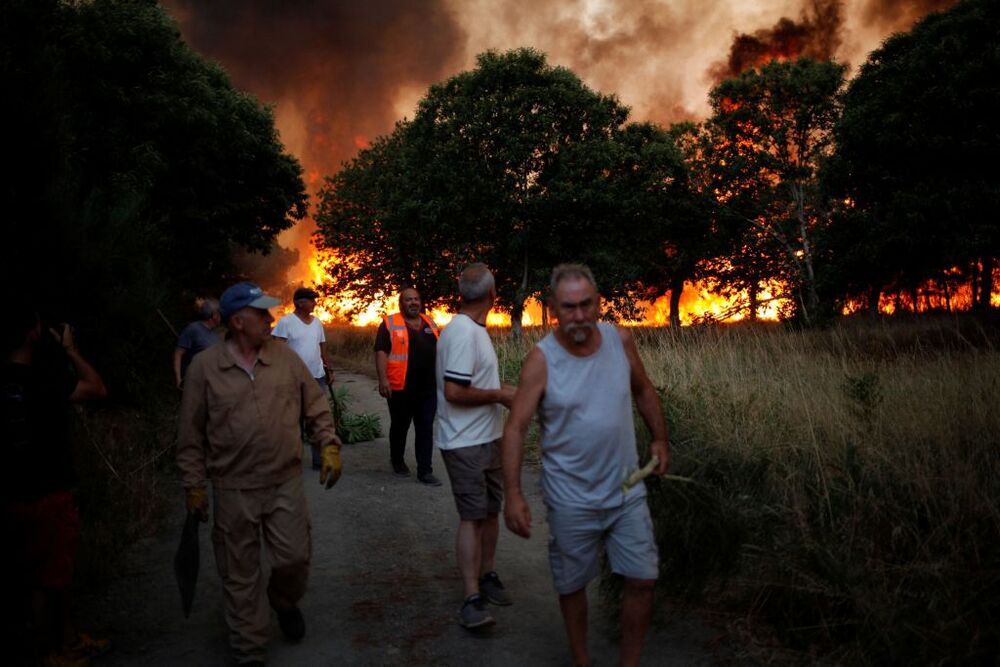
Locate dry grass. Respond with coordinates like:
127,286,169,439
332,316,1000,663
72,400,176,584
623,319,999,664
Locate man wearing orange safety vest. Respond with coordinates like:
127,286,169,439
374,287,442,485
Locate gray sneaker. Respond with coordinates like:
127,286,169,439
479,571,513,606
459,594,495,629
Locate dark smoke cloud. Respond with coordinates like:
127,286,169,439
162,0,466,284
161,0,959,290
859,0,959,30
710,0,845,81
163,0,465,186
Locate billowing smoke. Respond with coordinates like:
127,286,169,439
165,0,463,180
162,0,957,289
859,0,959,29
709,0,845,81
163,0,466,284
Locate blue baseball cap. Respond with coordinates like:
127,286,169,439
219,282,282,319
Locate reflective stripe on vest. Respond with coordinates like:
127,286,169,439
384,312,439,391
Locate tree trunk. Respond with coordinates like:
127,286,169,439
867,286,881,318
541,302,549,328
511,254,529,339
747,282,759,322
970,260,981,308
669,274,684,329
981,256,995,310
510,301,524,338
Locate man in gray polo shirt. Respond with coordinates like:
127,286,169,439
501,263,669,667
435,263,516,629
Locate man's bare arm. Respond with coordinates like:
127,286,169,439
55,325,107,402
173,347,185,389
375,350,391,397
618,326,670,475
501,347,546,538
443,381,516,408
320,343,335,384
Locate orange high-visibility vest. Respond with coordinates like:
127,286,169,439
384,312,439,390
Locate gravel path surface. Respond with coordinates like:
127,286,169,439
80,370,723,666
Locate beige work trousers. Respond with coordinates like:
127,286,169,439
212,474,311,664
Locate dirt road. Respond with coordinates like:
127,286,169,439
81,371,722,665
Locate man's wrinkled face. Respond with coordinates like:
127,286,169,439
552,276,599,345
399,289,422,318
233,307,273,346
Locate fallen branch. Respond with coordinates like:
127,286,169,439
622,455,694,493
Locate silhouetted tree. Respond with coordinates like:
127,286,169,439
1,0,307,396
702,58,846,325
823,0,1000,311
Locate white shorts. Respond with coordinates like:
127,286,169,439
546,492,659,595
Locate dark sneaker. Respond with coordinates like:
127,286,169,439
479,571,513,606
392,462,410,477
459,594,495,629
276,606,306,642
417,473,443,487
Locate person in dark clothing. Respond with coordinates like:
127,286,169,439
374,287,442,486
172,297,221,390
1,299,109,666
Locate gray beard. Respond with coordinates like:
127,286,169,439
566,323,593,344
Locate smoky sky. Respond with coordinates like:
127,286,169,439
164,0,465,186
163,0,955,179
161,0,956,286
859,0,959,26
710,0,845,81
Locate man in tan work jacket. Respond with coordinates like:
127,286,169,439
177,281,342,666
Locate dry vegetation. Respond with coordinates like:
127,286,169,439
330,316,1000,663
76,320,991,660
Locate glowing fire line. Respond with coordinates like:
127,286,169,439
287,250,997,326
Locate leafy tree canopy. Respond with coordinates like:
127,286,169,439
317,47,706,330
702,58,846,324
1,0,307,396
823,0,1000,309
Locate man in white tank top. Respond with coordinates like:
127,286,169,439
501,264,669,667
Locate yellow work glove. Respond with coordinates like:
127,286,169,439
185,487,209,522
319,440,342,489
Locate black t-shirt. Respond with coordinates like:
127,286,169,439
374,317,438,394
0,358,77,503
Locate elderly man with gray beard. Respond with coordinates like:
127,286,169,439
502,263,669,667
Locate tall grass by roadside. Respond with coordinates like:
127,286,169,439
328,316,999,664
72,397,177,585
325,325,378,375
628,318,1000,664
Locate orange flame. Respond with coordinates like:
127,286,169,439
841,265,1000,315
290,249,544,327
295,248,997,327
633,279,786,326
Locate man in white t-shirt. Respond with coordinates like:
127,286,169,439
435,263,516,630
273,287,335,469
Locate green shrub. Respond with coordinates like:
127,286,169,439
328,385,383,444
